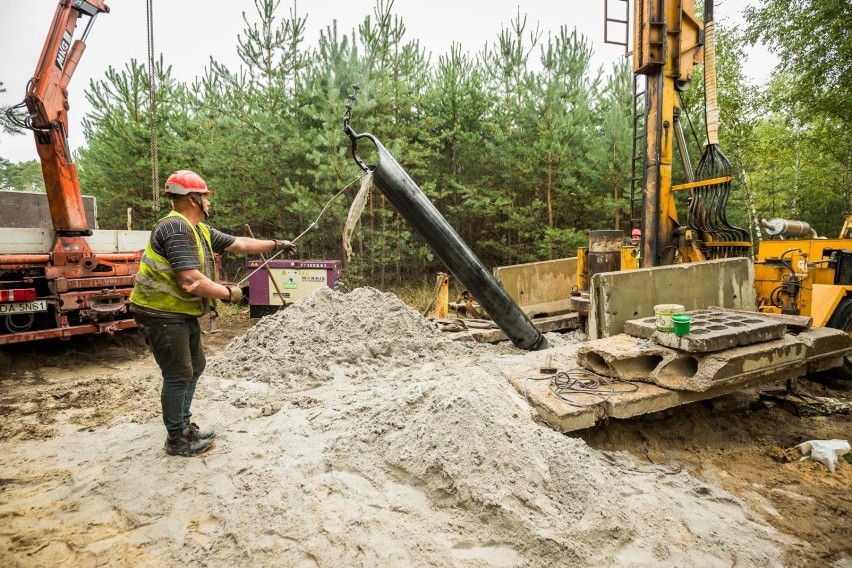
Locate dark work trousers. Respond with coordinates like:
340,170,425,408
134,314,206,436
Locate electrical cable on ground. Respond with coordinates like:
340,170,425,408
525,368,639,409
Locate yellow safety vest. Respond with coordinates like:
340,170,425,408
130,211,215,316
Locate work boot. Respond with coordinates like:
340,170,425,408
188,422,215,441
164,426,214,457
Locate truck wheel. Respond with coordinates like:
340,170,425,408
826,297,852,381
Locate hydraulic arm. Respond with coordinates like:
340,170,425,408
0,0,148,345
25,0,110,236
633,0,703,266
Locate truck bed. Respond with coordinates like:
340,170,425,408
0,227,150,254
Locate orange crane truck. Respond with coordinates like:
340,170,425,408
0,0,148,345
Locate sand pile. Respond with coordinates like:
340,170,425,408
193,287,783,566
206,287,485,387
0,287,785,567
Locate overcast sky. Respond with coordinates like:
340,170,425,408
0,0,772,163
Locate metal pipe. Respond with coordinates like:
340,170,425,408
349,133,547,351
760,218,818,239
0,254,50,265
0,252,138,266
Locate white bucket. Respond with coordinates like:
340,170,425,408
654,304,685,331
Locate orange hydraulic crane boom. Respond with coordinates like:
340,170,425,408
0,0,149,345
25,0,110,236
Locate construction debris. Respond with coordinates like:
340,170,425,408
797,439,852,473
759,389,852,418
195,287,788,565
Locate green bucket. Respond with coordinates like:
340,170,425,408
671,314,692,337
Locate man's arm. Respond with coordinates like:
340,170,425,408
225,236,276,255
225,236,296,256
175,268,238,301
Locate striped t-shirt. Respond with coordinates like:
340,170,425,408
131,216,236,318
148,216,236,272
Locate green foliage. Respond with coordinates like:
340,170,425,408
0,158,45,191
743,0,852,232
0,81,26,136
744,0,852,124
78,58,187,228
8,0,842,288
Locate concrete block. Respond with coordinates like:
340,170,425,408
577,328,852,393
508,373,599,432
506,332,852,433
623,309,787,353
493,257,577,307
577,334,679,381
652,335,808,392
588,258,756,340
795,325,852,359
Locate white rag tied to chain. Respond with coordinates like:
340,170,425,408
342,171,373,262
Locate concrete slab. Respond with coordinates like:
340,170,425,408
503,327,852,434
521,299,574,318
653,334,808,391
587,258,756,339
576,327,852,393
508,373,599,432
795,325,852,358
508,358,812,433
708,307,812,331
493,257,577,307
577,334,679,380
623,309,787,353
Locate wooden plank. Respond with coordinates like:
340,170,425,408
446,313,581,344
521,299,574,318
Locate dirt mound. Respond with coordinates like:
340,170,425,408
0,287,800,566
194,287,783,566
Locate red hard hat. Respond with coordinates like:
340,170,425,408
631,228,641,237
164,170,211,196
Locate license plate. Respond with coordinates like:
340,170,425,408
0,300,47,314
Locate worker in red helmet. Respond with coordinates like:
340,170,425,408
130,169,297,457
630,228,642,260
630,228,641,247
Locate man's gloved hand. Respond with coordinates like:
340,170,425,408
274,239,297,256
224,285,243,304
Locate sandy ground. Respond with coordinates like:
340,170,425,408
0,287,849,567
